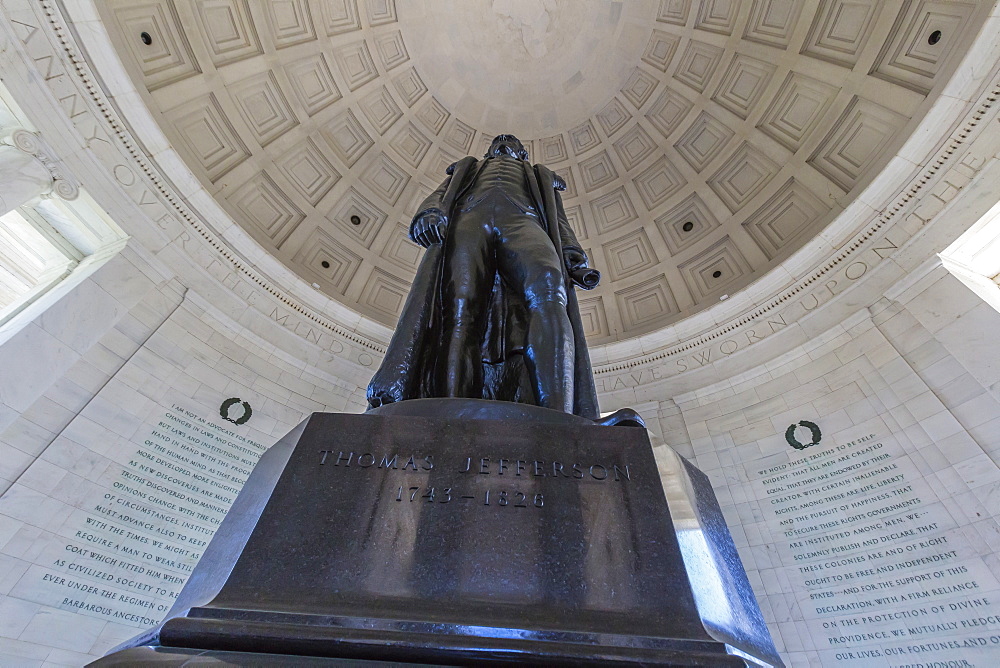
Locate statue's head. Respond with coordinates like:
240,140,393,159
486,134,528,161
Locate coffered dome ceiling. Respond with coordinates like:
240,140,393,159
97,0,988,343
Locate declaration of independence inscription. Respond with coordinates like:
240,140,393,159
11,403,265,629
746,425,1000,667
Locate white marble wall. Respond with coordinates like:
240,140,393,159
647,266,1000,667
0,250,371,665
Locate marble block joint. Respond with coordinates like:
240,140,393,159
92,399,782,666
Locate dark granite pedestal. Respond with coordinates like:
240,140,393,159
91,400,782,667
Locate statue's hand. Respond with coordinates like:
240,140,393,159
564,248,600,289
410,211,448,248
563,248,588,271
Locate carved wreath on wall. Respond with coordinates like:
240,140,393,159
220,397,253,426
785,420,822,450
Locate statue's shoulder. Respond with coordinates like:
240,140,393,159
446,156,477,176
535,164,567,191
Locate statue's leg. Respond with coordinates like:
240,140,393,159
440,214,492,399
497,218,574,413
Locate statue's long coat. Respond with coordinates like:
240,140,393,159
366,156,600,419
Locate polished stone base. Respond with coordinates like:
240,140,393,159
95,643,745,666
91,400,782,667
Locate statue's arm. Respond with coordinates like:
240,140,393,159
553,179,600,289
409,171,452,247
416,170,451,218
552,180,585,265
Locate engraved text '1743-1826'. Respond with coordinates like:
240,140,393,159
317,450,632,510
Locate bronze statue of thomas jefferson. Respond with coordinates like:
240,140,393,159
367,134,601,418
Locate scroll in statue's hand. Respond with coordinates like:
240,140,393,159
410,211,448,248
564,249,601,289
